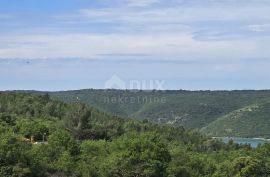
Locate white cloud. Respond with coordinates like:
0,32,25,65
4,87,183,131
126,0,160,7
95,0,160,7
70,1,270,24
249,24,270,32
0,32,269,59
54,1,270,41
1,0,270,59
69,8,248,25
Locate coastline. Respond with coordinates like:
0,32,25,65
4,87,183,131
213,137,270,141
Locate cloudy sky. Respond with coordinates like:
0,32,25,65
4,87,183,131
1,0,270,90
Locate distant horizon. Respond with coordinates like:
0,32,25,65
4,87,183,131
1,58,270,91
3,88,270,92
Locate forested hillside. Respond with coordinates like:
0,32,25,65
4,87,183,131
202,101,270,138
1,92,270,176
41,89,270,138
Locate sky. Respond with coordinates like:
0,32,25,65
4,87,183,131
1,0,270,91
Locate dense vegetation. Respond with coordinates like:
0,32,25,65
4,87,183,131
202,101,270,137
1,92,270,177
37,89,270,138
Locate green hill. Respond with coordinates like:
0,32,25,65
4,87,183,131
202,101,270,138
38,89,270,137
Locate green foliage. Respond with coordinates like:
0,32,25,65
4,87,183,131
0,133,33,177
202,102,270,138
101,132,171,177
48,130,80,156
1,92,270,177
64,103,92,139
15,118,50,140
45,89,270,137
233,156,270,177
55,151,76,175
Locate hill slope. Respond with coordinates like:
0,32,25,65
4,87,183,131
26,89,270,137
202,101,270,138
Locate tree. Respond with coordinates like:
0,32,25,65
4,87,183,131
100,132,171,177
48,130,80,158
233,156,270,177
15,119,49,141
167,145,192,177
0,133,32,177
55,151,76,175
78,140,108,177
64,103,92,139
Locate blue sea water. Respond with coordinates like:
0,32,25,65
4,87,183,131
216,137,269,148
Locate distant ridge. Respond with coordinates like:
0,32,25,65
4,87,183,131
20,89,270,138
